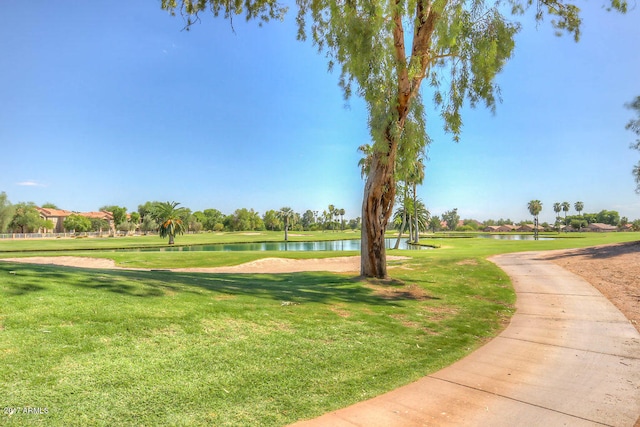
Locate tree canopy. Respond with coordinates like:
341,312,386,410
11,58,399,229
277,206,295,241
626,96,640,193
161,0,287,27
0,192,14,233
527,200,543,219
64,214,92,233
442,208,460,231
8,202,47,233
100,205,128,227
153,201,188,245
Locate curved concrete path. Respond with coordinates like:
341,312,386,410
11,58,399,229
292,252,640,426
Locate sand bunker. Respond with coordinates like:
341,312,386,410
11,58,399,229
2,256,118,269
1,255,409,274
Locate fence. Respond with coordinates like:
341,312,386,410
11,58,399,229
0,231,159,239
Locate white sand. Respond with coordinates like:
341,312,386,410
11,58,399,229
1,255,409,274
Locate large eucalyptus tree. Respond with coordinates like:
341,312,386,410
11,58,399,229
626,96,640,192
162,0,627,278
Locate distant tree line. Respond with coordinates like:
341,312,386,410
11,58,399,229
1,191,638,234
405,203,640,233
0,193,360,234
547,200,631,230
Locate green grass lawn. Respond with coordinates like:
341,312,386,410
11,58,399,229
1,232,638,426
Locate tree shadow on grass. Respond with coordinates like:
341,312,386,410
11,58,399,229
0,262,435,306
3,282,47,296
1,262,74,296
542,240,640,261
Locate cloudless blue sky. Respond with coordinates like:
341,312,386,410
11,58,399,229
1,1,639,224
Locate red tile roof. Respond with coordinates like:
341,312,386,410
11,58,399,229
37,207,113,221
36,207,73,217
81,211,114,221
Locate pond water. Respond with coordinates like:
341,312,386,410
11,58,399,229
115,238,426,252
478,234,555,241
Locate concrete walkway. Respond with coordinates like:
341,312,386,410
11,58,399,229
292,252,640,426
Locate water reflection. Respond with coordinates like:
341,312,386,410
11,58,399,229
116,238,426,252
478,234,555,241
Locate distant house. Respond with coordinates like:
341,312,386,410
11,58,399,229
588,223,617,232
36,207,73,233
482,224,517,232
517,223,540,232
80,211,114,222
36,208,115,234
619,223,634,232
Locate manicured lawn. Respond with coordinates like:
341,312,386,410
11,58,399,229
1,232,638,426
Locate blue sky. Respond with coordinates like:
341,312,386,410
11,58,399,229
1,2,639,224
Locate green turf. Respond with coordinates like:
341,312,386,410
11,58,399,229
0,231,638,426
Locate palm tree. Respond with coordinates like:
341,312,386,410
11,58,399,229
407,156,425,243
277,207,294,241
154,201,187,245
393,181,410,249
527,200,543,240
393,145,426,245
339,208,345,230
321,210,330,232
409,199,430,236
561,201,570,222
553,202,562,231
327,204,337,231
574,201,584,216
393,198,430,244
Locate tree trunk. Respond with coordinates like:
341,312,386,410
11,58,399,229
360,3,437,278
394,207,407,250
413,182,419,243
361,147,397,279
169,234,175,245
